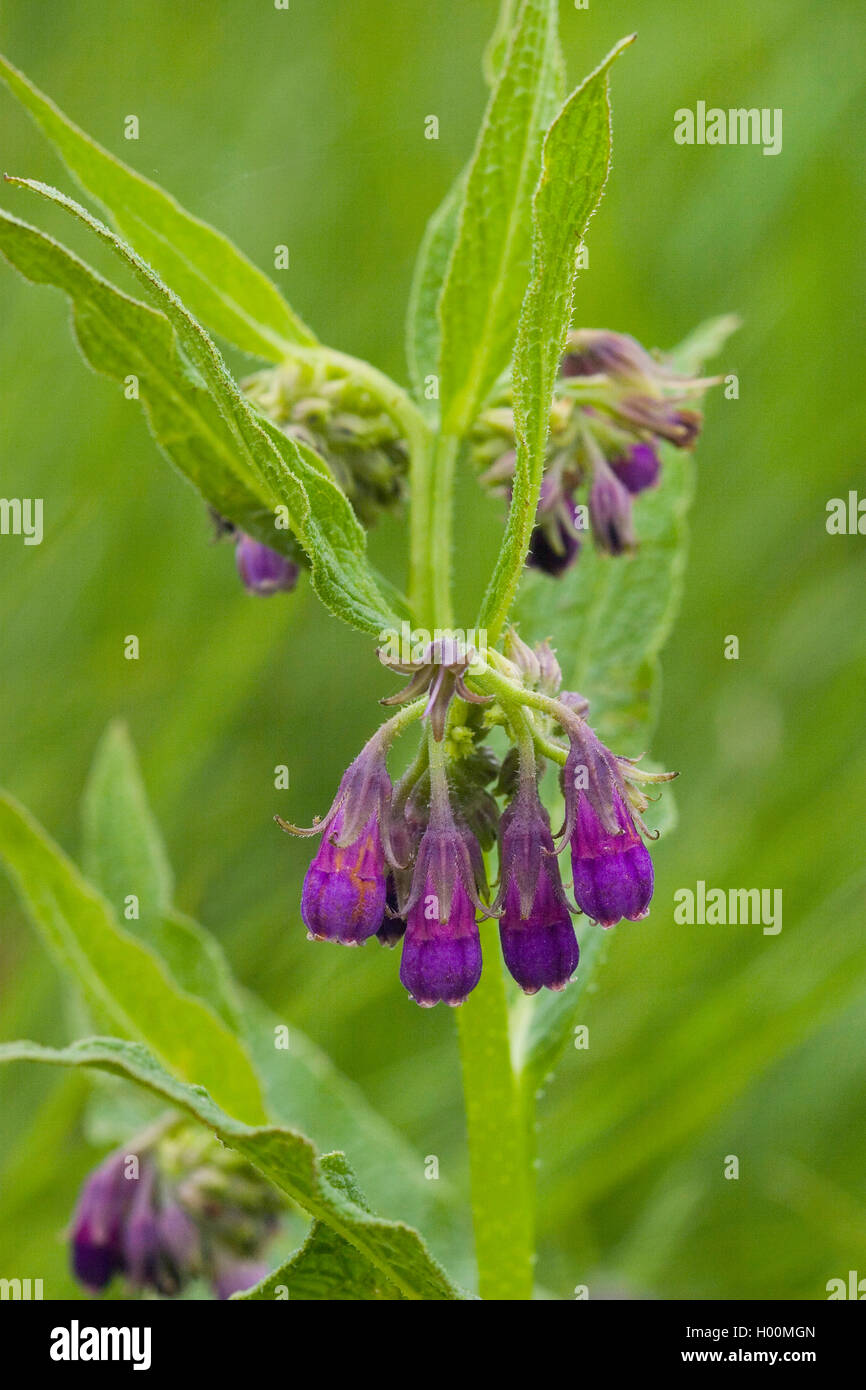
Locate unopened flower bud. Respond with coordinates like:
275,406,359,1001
611,441,661,494
588,461,636,555
527,476,582,576
235,534,298,595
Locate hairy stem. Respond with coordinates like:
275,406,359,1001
429,432,460,628
456,935,535,1300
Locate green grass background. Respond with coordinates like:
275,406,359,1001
0,0,864,1299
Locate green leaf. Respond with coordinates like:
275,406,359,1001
0,208,288,549
0,51,315,359
405,172,463,414
478,36,634,640
0,190,397,636
668,312,741,377
239,1154,405,1300
512,923,608,1096
0,1038,467,1301
240,992,469,1276
82,721,173,933
437,0,562,435
406,0,566,415
482,0,522,87
0,791,266,1124
82,721,242,1031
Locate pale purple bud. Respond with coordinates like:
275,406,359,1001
235,534,298,594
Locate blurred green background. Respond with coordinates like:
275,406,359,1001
1,0,864,1299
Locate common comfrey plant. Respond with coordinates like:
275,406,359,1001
0,1,735,1302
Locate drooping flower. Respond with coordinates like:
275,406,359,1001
235,533,298,594
562,328,656,382
570,786,654,927
527,475,583,576
300,807,387,944
588,459,636,555
556,717,670,928
122,1160,185,1295
71,1147,137,1292
278,653,675,1002
398,794,488,1007
610,440,661,494
278,731,398,945
470,324,728,573
496,781,579,994
613,396,702,448
70,1125,281,1300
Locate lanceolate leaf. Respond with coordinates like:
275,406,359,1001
0,792,266,1125
479,36,634,640
405,172,464,413
239,1154,405,1300
241,993,468,1275
242,1217,404,1301
437,0,561,435
482,0,522,87
0,209,281,539
0,190,397,635
82,722,173,937
407,0,564,415
82,722,243,1031
0,1039,467,1301
16,176,396,634
0,51,315,359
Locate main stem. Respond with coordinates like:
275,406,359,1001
456,938,535,1301
428,731,534,1300
418,409,534,1298
429,432,460,628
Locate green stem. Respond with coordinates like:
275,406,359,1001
431,719,535,1299
456,935,535,1301
429,432,460,628
409,429,436,624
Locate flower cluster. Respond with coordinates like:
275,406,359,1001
209,348,415,596
70,1121,281,1300
472,328,721,573
280,633,673,1008
244,356,409,527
